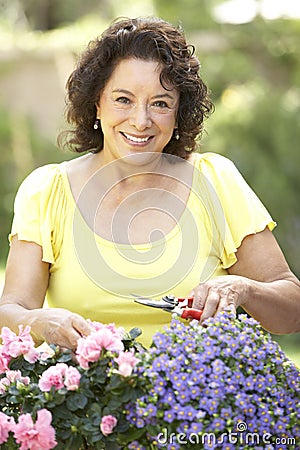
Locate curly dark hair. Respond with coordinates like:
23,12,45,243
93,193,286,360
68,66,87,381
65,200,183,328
59,16,213,159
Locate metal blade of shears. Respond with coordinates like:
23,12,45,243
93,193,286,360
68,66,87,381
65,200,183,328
131,294,174,309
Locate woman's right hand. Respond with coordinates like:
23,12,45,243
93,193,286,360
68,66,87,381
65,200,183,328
29,307,93,350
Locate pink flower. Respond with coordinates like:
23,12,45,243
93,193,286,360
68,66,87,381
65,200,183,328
38,363,68,392
38,363,81,391
87,320,125,338
100,415,117,436
0,348,10,375
114,351,139,377
76,327,124,369
0,377,10,394
13,409,57,450
0,412,15,445
64,366,81,390
23,346,40,364
0,325,39,363
6,369,30,385
0,370,30,393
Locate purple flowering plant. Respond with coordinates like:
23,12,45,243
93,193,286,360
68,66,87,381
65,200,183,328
124,310,300,450
0,310,299,450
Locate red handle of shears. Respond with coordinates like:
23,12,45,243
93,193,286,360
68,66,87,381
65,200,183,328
177,297,194,307
180,308,203,321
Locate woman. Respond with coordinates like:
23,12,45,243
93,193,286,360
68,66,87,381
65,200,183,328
1,17,299,348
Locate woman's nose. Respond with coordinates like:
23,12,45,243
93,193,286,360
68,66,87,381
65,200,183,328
128,104,152,130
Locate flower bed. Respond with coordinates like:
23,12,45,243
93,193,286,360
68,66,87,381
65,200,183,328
0,311,299,449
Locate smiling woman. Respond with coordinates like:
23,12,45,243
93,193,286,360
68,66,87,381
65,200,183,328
0,16,300,351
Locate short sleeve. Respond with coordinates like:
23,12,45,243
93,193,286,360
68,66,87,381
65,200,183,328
195,153,277,269
9,164,68,264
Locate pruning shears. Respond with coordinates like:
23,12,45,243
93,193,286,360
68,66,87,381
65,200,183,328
132,294,203,321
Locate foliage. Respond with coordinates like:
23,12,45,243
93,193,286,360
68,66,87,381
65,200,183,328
204,83,300,276
0,106,71,264
0,0,113,31
153,0,217,31
1,311,299,449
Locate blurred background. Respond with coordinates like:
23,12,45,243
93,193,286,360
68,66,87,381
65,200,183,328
0,0,299,362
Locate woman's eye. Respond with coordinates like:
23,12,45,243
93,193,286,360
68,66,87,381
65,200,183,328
153,100,168,108
115,96,130,104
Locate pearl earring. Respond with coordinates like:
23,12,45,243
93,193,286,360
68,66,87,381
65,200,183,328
94,118,100,130
174,128,180,140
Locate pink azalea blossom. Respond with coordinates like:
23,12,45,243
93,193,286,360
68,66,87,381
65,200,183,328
64,366,81,390
100,415,118,436
114,351,139,377
87,320,125,338
38,363,68,392
76,327,124,369
0,377,10,394
0,325,39,363
0,370,30,393
23,346,40,364
0,412,15,445
0,348,10,375
13,409,57,450
6,369,30,385
38,363,80,391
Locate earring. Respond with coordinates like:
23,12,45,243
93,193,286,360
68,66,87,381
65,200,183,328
94,118,100,130
174,128,180,140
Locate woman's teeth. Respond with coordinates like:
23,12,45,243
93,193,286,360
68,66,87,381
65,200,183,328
123,132,150,143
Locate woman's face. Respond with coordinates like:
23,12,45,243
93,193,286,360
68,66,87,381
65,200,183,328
96,58,179,162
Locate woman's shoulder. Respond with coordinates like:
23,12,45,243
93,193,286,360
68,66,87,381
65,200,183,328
13,162,74,211
18,162,66,193
192,151,234,167
191,151,238,180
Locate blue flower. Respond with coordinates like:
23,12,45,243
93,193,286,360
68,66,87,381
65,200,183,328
126,311,300,449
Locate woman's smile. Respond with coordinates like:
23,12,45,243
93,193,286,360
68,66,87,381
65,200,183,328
120,131,154,146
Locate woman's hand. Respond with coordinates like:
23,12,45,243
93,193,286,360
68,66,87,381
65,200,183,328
30,307,93,350
190,275,250,323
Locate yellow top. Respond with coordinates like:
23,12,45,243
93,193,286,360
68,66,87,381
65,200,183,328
9,152,276,346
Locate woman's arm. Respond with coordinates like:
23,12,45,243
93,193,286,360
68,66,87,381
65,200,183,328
191,227,300,334
0,236,91,349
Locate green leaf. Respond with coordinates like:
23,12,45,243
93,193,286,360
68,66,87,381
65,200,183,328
66,392,88,411
56,428,72,440
57,351,74,364
68,433,84,449
51,405,73,420
8,386,20,396
82,422,97,432
118,425,146,444
105,442,121,450
6,395,20,404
